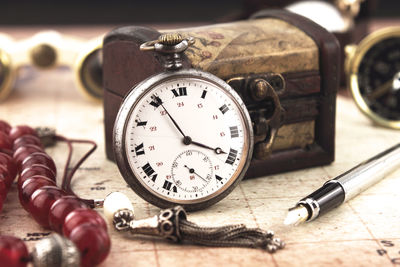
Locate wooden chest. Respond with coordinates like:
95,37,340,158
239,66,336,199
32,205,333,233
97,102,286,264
103,9,340,179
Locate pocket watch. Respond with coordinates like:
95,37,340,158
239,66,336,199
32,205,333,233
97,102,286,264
345,27,400,129
113,33,254,211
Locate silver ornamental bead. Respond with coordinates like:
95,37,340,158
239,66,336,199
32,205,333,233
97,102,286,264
31,233,80,267
265,230,274,239
113,208,135,231
267,244,277,253
34,127,56,147
273,237,285,249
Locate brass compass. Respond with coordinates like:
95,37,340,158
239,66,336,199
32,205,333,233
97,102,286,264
345,27,400,129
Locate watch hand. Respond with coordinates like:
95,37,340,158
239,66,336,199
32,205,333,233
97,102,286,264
184,165,208,183
367,79,393,100
214,147,227,155
153,95,187,138
184,164,195,174
191,140,227,154
151,95,226,154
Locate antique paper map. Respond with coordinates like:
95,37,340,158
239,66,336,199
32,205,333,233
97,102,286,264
1,33,400,267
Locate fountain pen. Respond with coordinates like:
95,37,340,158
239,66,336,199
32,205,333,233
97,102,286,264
284,143,400,226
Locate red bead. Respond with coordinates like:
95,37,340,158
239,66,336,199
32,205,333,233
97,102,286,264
48,196,88,233
63,208,107,237
18,164,56,188
0,132,12,150
0,178,7,201
9,126,37,142
0,148,12,157
28,186,66,228
20,152,56,176
13,144,44,167
18,176,56,211
0,165,13,189
0,153,17,181
69,223,110,267
0,235,29,267
13,135,42,151
0,120,11,135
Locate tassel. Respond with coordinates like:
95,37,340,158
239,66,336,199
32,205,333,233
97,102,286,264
180,219,284,252
106,193,284,253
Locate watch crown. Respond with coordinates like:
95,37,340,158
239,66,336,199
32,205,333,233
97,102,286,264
158,33,184,46
140,33,195,70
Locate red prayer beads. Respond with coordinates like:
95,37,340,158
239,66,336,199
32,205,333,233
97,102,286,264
0,153,17,180
0,120,110,267
0,131,13,150
63,208,108,237
0,121,11,134
0,179,7,211
19,176,56,211
18,165,56,187
13,144,44,167
0,236,29,267
13,135,42,150
21,152,57,176
0,160,14,211
9,125,38,142
0,165,13,189
28,186,68,228
49,196,89,234
69,223,111,267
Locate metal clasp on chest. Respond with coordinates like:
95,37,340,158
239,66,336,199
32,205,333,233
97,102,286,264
227,73,285,160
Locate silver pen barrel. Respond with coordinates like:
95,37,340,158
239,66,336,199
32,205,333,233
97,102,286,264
332,143,400,201
285,143,400,226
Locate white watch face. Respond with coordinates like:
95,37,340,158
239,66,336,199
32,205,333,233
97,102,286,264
122,75,251,204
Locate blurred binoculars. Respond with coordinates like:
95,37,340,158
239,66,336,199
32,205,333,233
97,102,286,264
0,31,103,102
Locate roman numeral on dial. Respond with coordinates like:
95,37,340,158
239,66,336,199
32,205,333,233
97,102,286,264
219,104,229,114
201,90,207,99
162,180,177,192
171,87,187,97
149,95,162,108
142,163,157,182
229,126,239,138
134,143,145,156
225,148,238,165
136,120,147,127
215,175,223,182
149,101,160,108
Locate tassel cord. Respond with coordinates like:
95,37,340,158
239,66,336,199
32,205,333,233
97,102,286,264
55,135,98,208
179,219,283,250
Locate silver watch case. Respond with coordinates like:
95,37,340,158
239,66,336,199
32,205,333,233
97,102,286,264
113,68,254,211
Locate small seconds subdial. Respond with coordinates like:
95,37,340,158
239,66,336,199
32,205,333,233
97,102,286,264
171,150,213,193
